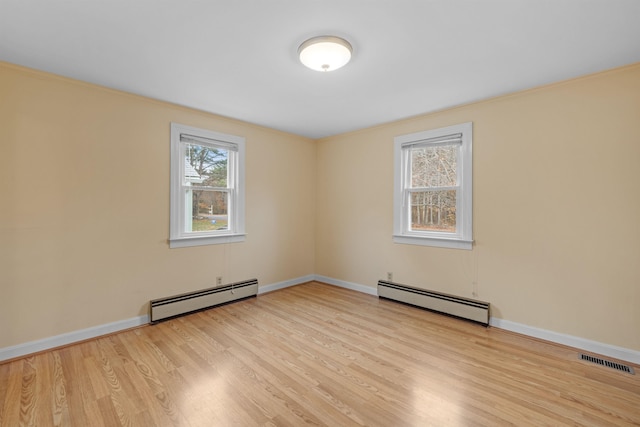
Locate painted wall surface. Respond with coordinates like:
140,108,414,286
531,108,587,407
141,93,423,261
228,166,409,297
0,63,316,348
316,64,640,351
2,60,639,355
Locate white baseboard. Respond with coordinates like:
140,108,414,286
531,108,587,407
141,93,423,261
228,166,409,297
4,276,638,366
314,275,640,365
1,276,314,362
490,318,640,365
0,315,149,362
313,275,378,296
259,274,379,296
258,275,315,294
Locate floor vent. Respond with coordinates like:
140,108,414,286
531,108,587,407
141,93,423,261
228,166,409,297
579,354,635,374
377,280,490,326
150,279,258,323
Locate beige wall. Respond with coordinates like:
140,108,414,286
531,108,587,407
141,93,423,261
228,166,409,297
2,60,639,354
316,63,640,351
0,63,316,348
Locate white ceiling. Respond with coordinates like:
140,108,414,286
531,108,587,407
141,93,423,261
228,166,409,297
1,1,639,139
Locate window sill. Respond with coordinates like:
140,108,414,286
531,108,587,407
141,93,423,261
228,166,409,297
169,233,246,248
393,234,473,250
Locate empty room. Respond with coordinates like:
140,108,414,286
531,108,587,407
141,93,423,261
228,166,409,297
1,1,639,426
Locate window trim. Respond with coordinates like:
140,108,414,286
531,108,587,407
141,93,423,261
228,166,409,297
393,122,473,250
169,123,246,248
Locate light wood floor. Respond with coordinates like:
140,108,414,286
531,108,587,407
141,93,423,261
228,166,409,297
1,282,639,426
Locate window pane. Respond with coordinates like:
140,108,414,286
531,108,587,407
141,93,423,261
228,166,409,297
410,145,457,188
188,190,228,232
184,143,228,188
410,190,456,232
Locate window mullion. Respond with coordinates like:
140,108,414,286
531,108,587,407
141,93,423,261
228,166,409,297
408,186,459,192
180,185,228,191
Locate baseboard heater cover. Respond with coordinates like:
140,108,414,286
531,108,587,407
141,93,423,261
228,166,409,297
377,280,490,326
150,278,258,322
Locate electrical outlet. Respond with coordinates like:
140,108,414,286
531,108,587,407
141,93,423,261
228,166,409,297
387,272,393,281
216,276,222,286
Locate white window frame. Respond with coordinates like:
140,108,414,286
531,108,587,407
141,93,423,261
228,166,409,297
170,123,245,248
393,122,473,250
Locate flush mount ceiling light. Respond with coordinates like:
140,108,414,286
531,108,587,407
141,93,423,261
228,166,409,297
298,36,353,72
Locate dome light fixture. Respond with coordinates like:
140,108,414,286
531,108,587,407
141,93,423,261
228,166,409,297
298,36,352,72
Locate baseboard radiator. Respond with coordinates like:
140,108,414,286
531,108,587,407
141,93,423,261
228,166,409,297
378,280,490,326
150,278,258,323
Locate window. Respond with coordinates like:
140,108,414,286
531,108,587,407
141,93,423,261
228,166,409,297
170,123,245,248
393,122,472,250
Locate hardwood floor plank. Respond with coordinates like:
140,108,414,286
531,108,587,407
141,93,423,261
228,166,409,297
19,357,39,426
1,360,23,426
0,363,9,416
96,395,123,427
57,346,96,427
33,353,55,426
124,336,198,426
50,352,70,427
